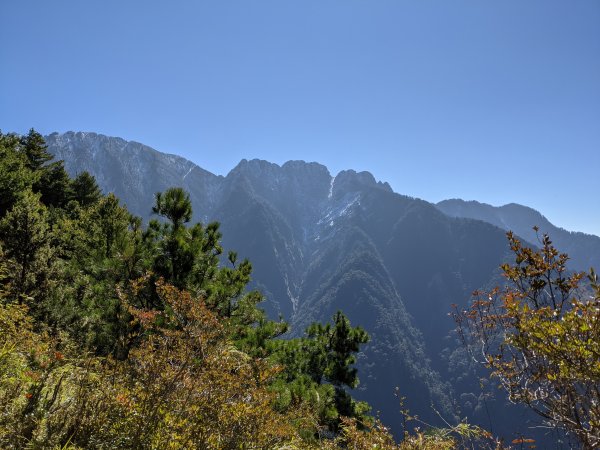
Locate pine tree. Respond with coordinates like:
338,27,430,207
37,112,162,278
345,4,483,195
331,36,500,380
20,128,52,171
35,161,73,208
95,193,131,259
152,187,192,229
306,311,370,421
71,171,102,206
0,131,35,217
0,190,50,303
272,311,371,430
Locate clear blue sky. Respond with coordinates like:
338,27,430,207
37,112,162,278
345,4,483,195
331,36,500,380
1,1,599,235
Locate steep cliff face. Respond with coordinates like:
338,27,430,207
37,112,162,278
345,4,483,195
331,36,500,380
47,131,585,441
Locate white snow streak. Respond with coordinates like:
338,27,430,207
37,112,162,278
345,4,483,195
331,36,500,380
182,166,194,180
328,176,336,199
284,276,299,313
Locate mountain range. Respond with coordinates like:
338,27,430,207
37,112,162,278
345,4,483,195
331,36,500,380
436,199,600,272
46,131,597,443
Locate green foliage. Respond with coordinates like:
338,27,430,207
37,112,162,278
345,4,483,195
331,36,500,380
306,311,369,389
20,128,53,171
95,193,131,259
0,130,83,216
272,311,371,431
146,188,223,292
144,187,283,345
70,171,101,207
152,186,192,228
0,282,308,449
0,132,34,217
0,190,51,304
454,230,600,448
0,131,404,448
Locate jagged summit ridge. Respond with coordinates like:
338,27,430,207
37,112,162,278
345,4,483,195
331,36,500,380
45,131,457,426
44,131,598,444
50,132,394,207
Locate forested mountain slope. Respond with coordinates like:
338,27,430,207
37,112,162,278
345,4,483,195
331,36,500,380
47,131,566,441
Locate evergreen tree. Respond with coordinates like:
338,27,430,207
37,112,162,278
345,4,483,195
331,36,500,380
0,137,383,446
152,187,192,229
0,132,33,217
0,190,50,304
95,193,131,259
306,311,370,421
35,160,73,208
273,311,370,430
148,188,222,290
146,188,288,347
71,171,102,206
20,128,52,171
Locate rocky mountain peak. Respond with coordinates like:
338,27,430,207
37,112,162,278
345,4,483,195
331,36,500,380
228,158,281,177
281,160,330,177
44,130,594,445
330,169,392,199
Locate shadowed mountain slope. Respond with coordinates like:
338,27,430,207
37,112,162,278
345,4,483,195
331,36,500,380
47,131,578,442
437,199,600,272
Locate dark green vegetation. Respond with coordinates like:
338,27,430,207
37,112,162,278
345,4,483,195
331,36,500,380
5,130,598,448
45,132,523,437
2,130,513,449
0,130,382,448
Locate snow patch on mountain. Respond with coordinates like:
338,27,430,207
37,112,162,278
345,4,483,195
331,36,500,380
284,275,299,313
318,193,361,227
328,176,335,199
